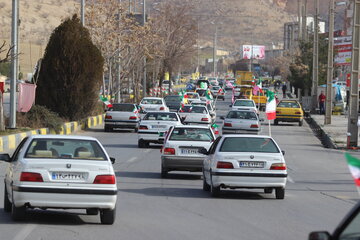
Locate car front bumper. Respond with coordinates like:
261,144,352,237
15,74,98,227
162,156,204,171
12,185,117,209
210,171,287,189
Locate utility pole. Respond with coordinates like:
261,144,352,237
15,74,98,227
213,25,217,77
347,0,360,148
298,0,302,40
142,0,147,98
10,0,18,129
81,0,85,26
325,0,335,124
312,0,319,113
116,0,121,103
302,0,308,40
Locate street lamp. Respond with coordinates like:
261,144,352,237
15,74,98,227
81,0,85,26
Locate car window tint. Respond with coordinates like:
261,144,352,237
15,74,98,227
141,99,162,104
169,128,214,142
278,102,300,108
12,137,28,161
165,96,181,102
339,209,360,239
227,111,257,120
144,112,178,121
187,93,199,99
234,101,255,107
110,104,135,112
209,136,222,154
24,139,107,160
220,137,280,153
191,106,207,114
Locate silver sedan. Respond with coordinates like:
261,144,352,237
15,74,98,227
221,110,261,134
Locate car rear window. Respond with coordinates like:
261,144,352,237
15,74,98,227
277,101,300,108
144,112,178,121
196,89,206,96
169,128,214,141
226,111,258,120
219,137,280,153
234,100,255,107
165,96,181,102
141,98,162,104
187,93,199,99
25,139,107,160
110,104,135,112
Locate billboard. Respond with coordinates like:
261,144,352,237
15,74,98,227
334,36,352,66
242,45,265,60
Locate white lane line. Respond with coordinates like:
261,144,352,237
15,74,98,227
144,149,151,153
287,175,295,183
127,157,138,163
12,224,37,240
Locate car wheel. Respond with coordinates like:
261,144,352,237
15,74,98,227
275,188,285,199
264,188,273,194
161,167,168,178
274,119,278,125
11,198,26,221
134,127,138,133
86,208,99,215
104,126,112,132
299,120,303,126
138,139,145,148
4,184,11,213
202,173,210,192
210,176,220,197
100,207,116,225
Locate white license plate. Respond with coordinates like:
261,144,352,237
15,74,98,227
181,149,199,154
52,172,85,181
239,161,264,168
152,125,166,129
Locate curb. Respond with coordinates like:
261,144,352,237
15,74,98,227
0,114,104,153
305,114,337,149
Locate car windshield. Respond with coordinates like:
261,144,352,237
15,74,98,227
212,86,220,90
226,111,258,120
25,139,107,160
220,137,280,153
196,90,206,96
141,99,162,105
234,100,255,107
187,93,199,99
165,96,181,102
169,128,214,142
110,104,135,112
143,112,178,121
278,101,300,108
190,106,208,114
338,206,360,239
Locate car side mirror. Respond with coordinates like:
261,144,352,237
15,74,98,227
308,231,331,240
220,116,225,120
0,154,11,162
199,148,208,155
281,150,285,156
110,157,115,164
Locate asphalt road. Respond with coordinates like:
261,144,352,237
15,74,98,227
0,92,359,240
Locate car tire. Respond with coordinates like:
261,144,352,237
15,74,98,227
11,199,26,221
100,207,116,225
274,119,278,125
4,184,11,213
202,174,210,192
264,188,273,194
86,208,99,215
104,126,112,132
275,188,285,199
210,176,220,197
299,120,303,126
138,139,145,148
134,127,138,133
161,167,168,178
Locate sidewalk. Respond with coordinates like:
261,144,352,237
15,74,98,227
311,114,357,148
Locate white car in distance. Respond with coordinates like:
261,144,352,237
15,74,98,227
178,105,212,126
0,135,117,224
201,135,287,199
161,126,215,177
231,99,258,115
137,111,183,148
139,97,169,112
104,103,140,132
221,110,261,134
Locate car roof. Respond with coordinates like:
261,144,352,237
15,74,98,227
279,100,299,103
221,134,273,139
28,135,98,141
142,97,163,100
173,125,210,129
228,109,257,112
234,99,253,102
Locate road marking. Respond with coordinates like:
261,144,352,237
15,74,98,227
127,157,138,163
144,149,151,153
12,224,37,240
287,175,295,183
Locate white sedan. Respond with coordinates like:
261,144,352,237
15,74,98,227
221,110,261,134
139,97,169,112
138,111,183,148
231,99,258,115
178,105,212,126
201,135,287,199
161,126,215,177
0,135,117,224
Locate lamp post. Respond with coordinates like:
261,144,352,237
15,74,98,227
213,25,217,77
142,0,147,98
312,0,319,114
325,0,334,124
81,0,85,26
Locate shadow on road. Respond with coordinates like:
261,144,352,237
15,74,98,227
115,171,201,180
103,144,138,149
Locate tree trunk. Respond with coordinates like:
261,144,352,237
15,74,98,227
0,91,4,131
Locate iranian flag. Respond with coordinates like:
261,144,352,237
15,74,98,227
265,90,276,120
345,153,360,187
100,96,113,108
179,91,188,109
205,89,213,100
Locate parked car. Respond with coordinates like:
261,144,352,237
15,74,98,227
221,110,261,134
178,105,212,126
308,201,360,240
201,135,287,198
275,100,304,126
164,95,182,112
104,103,140,132
160,125,216,177
231,99,259,115
139,97,169,112
137,111,182,148
0,135,117,224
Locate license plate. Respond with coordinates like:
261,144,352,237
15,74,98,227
239,161,264,168
181,149,199,154
152,125,166,129
52,172,85,181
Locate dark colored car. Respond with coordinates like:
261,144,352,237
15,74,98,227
164,95,182,111
309,201,360,240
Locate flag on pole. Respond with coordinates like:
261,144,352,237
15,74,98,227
345,153,360,187
253,78,263,95
205,89,213,100
265,90,276,120
100,96,113,108
211,123,219,135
